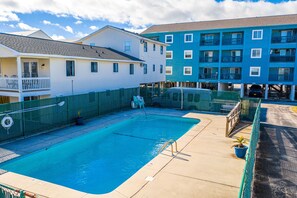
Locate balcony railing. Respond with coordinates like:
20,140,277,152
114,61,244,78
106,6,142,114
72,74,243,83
222,38,243,45
271,36,296,43
199,56,219,63
0,77,50,91
200,39,220,46
199,73,218,80
220,73,242,80
221,56,242,63
270,55,295,62
268,74,294,81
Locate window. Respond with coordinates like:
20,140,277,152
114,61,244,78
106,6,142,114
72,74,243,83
166,51,173,59
124,41,131,52
165,35,173,43
166,66,172,75
184,66,192,75
184,50,193,59
129,64,134,75
66,60,75,76
143,64,147,74
184,34,193,43
251,48,262,58
160,65,163,74
252,30,263,40
153,44,156,51
194,94,200,102
153,64,155,72
113,63,119,73
250,67,261,76
188,94,193,102
144,42,147,52
160,46,163,54
91,62,98,73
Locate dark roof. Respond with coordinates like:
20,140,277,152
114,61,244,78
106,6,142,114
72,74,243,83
0,33,142,62
78,25,166,45
142,14,297,34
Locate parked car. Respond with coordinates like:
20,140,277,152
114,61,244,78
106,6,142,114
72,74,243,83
249,85,263,98
152,87,213,111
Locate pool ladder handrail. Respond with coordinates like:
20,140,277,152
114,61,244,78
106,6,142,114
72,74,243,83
158,139,178,156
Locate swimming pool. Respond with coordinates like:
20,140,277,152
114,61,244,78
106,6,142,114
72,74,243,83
0,115,199,194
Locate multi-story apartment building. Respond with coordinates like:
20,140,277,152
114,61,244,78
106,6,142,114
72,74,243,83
77,25,166,87
142,14,297,101
0,33,165,103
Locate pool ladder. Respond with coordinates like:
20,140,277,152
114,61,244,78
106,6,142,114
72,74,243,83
158,139,178,156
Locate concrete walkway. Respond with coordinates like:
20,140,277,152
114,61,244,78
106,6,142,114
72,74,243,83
253,103,297,198
0,109,251,198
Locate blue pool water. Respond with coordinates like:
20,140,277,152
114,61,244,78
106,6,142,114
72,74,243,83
0,115,199,194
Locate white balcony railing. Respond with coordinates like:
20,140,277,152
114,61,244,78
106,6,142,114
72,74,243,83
0,77,50,91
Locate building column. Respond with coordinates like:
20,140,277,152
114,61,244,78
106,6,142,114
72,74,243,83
240,83,244,98
16,56,23,102
290,85,295,101
265,84,269,100
196,82,200,88
177,82,180,87
218,83,222,91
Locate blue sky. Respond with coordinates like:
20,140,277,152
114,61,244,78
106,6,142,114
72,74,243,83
0,0,296,40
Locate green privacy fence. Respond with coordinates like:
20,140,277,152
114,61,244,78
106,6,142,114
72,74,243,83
140,87,241,112
0,88,138,142
238,100,261,198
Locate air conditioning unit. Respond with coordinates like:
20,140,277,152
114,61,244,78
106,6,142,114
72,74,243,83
140,39,145,44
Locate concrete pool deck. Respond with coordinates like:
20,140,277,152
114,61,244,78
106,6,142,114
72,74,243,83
0,108,251,198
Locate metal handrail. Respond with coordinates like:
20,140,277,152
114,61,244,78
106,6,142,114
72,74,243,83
158,139,178,156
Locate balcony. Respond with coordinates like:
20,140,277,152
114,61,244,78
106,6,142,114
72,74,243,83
221,56,242,63
222,38,243,45
268,74,294,81
0,77,51,91
271,36,296,43
270,55,295,62
199,73,218,80
199,56,219,63
220,73,241,80
200,39,220,46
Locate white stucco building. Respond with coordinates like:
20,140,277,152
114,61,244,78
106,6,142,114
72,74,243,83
0,32,164,103
77,26,167,85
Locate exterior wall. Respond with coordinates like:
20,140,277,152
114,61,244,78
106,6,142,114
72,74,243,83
0,58,17,77
143,24,297,86
30,30,52,40
80,28,166,84
81,28,140,58
49,58,145,97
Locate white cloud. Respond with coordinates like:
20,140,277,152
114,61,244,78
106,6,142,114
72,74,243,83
75,20,82,25
51,34,66,40
17,22,38,31
0,11,19,22
125,27,147,34
1,0,297,28
89,25,98,30
65,25,73,33
9,24,15,28
75,31,88,38
43,20,74,34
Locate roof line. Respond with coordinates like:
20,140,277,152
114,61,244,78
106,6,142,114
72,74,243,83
147,13,297,27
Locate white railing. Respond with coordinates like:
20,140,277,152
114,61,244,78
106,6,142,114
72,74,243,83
22,77,50,91
0,77,50,91
0,78,19,90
